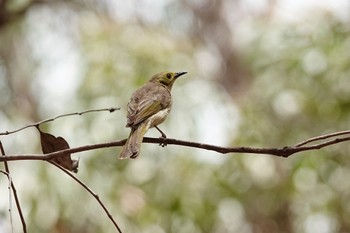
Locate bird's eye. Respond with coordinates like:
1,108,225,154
166,73,171,79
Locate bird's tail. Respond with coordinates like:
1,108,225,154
119,124,147,159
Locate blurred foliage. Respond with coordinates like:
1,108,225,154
0,0,350,233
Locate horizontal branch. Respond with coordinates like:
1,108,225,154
1,129,350,162
294,129,350,147
0,107,120,136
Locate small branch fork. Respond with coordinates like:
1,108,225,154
0,107,120,232
1,130,350,163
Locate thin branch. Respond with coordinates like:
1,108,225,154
0,141,27,233
0,169,13,233
0,107,120,136
49,162,123,233
1,130,350,162
295,130,350,147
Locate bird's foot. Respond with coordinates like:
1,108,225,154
159,135,167,147
155,126,167,147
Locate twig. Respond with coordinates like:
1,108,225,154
0,107,120,136
1,130,350,162
0,170,13,233
295,130,350,147
0,141,27,233
49,162,123,233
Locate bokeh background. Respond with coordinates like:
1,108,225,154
1,0,350,232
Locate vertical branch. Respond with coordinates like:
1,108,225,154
0,141,27,233
0,170,13,233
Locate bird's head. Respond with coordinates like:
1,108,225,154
149,71,187,90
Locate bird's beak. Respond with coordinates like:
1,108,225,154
174,71,187,78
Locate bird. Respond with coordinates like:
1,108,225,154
119,71,187,159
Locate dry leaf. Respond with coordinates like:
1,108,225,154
37,126,79,173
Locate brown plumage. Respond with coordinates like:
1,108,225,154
119,71,187,159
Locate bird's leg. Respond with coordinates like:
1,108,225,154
155,126,167,138
155,126,167,147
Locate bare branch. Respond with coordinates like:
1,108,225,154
0,107,120,136
0,169,14,233
0,126,349,232
1,130,350,163
49,162,123,233
0,141,27,233
294,130,350,147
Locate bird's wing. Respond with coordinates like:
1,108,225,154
127,89,170,127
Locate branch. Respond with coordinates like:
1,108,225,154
0,107,120,136
0,169,14,233
0,141,27,233
49,162,123,233
294,129,350,147
1,130,350,162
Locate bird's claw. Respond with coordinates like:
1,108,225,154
159,136,167,147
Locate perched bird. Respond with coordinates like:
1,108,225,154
119,71,187,159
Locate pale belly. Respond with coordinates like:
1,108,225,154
147,107,171,129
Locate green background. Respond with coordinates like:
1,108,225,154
0,0,350,232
